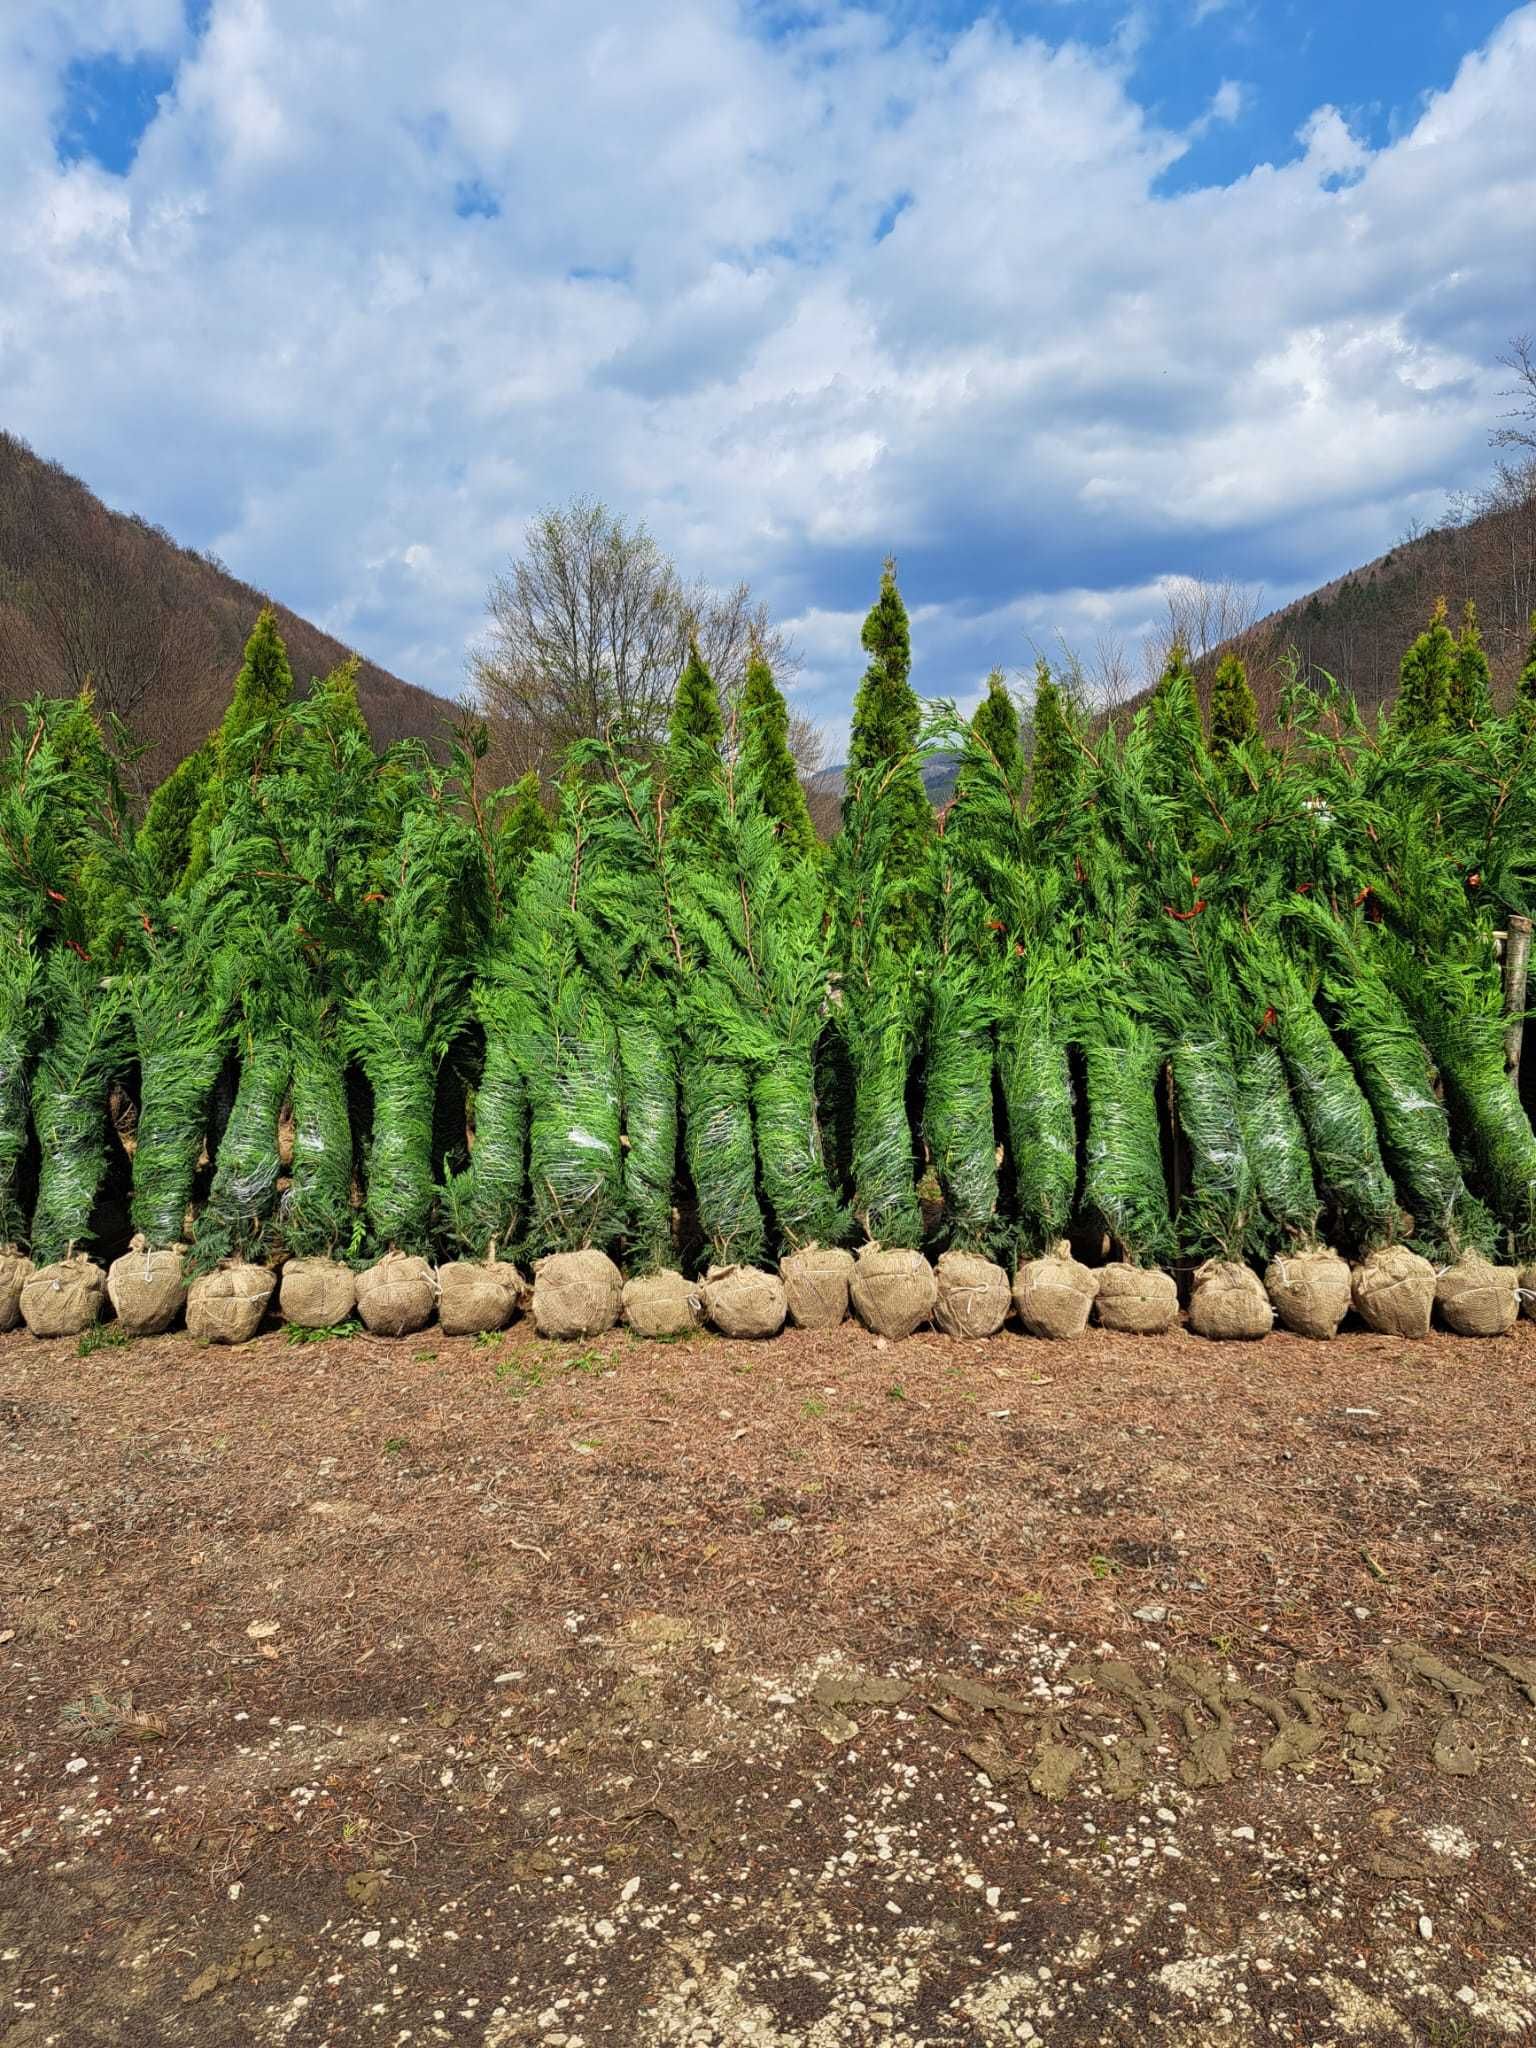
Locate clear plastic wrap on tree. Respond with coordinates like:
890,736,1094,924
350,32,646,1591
999,1010,1076,1259
189,1032,290,1273
923,968,999,1253
1236,1036,1319,1247
28,953,126,1268
1081,1016,1174,1269
1273,989,1400,1257
618,1007,678,1270
280,1027,355,1258
1170,1035,1256,1260
680,1040,765,1267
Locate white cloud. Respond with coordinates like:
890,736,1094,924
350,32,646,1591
1,0,1533,748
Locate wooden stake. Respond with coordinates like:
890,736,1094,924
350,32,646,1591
1504,914,1532,1083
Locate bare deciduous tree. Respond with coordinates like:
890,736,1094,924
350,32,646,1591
1492,333,1536,456
1144,574,1265,681
470,496,798,780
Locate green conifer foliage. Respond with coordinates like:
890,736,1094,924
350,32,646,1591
842,560,933,953
2,696,136,1265
739,651,818,865
1448,600,1493,726
186,609,297,882
1208,652,1259,757
1144,641,1207,797
1025,661,1079,840
498,772,554,880
970,670,1023,790
1394,599,1455,736
138,745,213,897
666,639,725,852
1519,612,1536,710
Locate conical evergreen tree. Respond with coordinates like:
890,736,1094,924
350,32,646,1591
1208,651,1259,757
1026,661,1079,840
739,649,818,865
1519,611,1536,710
1448,600,1493,726
1138,639,1213,827
971,670,1023,789
666,638,724,851
137,743,213,897
309,654,371,746
842,559,932,953
1394,599,1454,737
948,671,1023,847
846,559,916,784
498,772,554,881
186,608,297,882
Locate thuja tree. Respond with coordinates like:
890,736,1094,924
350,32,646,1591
971,670,1023,790
347,762,489,1258
835,756,929,1250
1448,601,1493,726
179,661,382,1272
247,669,381,1260
184,608,298,884
666,639,725,853
497,772,554,880
0,697,135,1267
1025,660,1081,846
0,697,130,1257
675,752,844,1258
1394,599,1455,737
1208,651,1259,758
738,649,818,866
842,559,933,955
136,743,213,898
950,671,1022,825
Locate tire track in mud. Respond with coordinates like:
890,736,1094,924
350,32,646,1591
807,1641,1536,1807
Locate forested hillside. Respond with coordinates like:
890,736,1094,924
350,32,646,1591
1223,461,1536,723
0,432,449,792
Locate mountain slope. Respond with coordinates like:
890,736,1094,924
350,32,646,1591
0,430,452,791
1155,466,1536,727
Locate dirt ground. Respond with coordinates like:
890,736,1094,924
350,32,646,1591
3,1308,1536,2048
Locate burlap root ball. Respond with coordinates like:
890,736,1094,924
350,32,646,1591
849,1245,937,1339
701,1264,788,1339
438,1259,524,1337
107,1237,188,1336
622,1270,703,1338
1522,1262,1536,1321
533,1249,623,1339
934,1251,1011,1338
1189,1260,1273,1341
1435,1251,1518,1338
0,1250,35,1332
780,1245,854,1330
186,1262,276,1345
1264,1247,1351,1341
1092,1262,1178,1335
1351,1245,1436,1338
1012,1242,1097,1340
279,1257,358,1330
21,1255,106,1338
355,1253,436,1337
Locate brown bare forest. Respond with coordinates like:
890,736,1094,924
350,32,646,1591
1201,458,1536,725
0,431,448,793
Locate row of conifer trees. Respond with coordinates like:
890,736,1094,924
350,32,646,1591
1,567,1535,1343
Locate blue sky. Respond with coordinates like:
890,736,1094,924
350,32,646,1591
3,0,1533,737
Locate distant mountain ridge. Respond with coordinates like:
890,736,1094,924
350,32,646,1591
0,430,452,793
